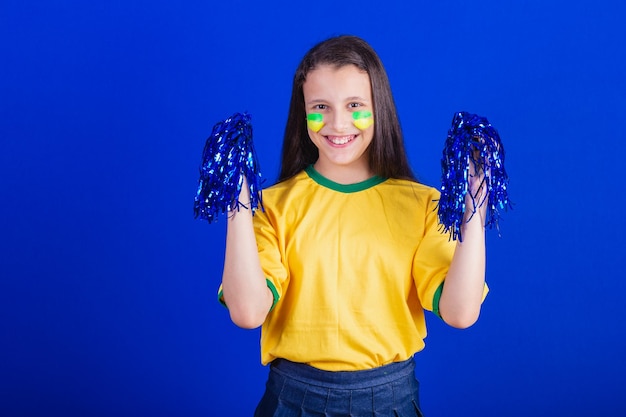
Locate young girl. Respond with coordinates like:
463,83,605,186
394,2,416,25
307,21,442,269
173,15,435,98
219,35,488,417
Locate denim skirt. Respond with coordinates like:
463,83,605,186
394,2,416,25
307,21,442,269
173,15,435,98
254,357,424,417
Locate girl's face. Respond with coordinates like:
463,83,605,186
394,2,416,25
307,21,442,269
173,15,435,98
303,64,374,184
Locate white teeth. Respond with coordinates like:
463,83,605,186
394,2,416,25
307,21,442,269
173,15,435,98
328,135,354,145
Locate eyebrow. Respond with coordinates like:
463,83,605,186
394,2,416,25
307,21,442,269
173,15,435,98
306,96,369,104
345,96,368,102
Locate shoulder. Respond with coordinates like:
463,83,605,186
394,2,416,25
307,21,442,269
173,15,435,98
371,178,442,217
263,170,311,196
378,178,441,201
257,171,314,214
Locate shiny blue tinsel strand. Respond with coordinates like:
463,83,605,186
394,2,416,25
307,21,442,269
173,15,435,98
439,111,512,241
194,112,264,223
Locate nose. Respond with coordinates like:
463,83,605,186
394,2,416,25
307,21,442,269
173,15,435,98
329,110,351,132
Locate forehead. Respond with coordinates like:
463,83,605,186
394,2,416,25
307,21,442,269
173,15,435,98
303,64,372,102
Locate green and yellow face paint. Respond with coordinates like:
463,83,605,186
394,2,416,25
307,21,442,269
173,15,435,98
306,113,324,132
352,111,374,130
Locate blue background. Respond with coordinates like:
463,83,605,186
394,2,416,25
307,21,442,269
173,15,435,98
2,1,625,416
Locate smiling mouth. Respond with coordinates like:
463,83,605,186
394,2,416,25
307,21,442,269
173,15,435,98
326,135,356,145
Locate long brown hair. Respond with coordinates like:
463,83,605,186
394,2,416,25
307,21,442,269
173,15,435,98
278,35,416,182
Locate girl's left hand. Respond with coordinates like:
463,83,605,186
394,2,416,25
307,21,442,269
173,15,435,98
464,148,489,227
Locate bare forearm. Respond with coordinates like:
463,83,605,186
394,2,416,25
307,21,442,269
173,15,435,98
221,188,273,329
439,214,486,328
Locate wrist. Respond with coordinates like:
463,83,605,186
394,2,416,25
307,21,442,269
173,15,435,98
460,212,486,235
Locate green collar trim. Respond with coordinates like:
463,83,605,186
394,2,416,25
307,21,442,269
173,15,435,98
304,165,386,193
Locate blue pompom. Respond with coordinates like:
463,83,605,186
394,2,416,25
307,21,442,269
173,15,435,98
439,111,511,241
194,112,264,224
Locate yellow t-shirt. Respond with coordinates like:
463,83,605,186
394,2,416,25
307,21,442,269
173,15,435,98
237,166,474,371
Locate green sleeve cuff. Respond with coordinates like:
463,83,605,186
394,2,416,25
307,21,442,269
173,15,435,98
218,278,280,312
266,279,279,311
432,281,444,319
432,281,489,319
217,288,226,307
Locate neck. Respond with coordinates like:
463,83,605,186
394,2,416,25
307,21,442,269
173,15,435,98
313,161,374,185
